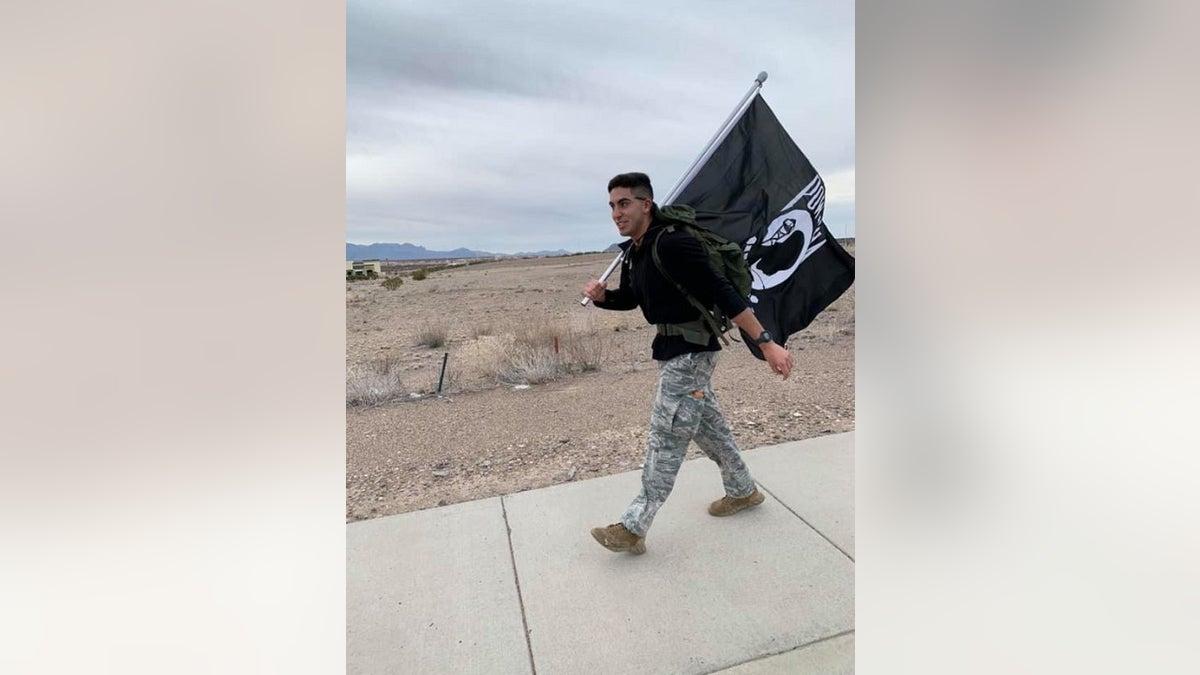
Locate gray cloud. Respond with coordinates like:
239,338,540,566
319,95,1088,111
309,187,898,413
347,0,855,253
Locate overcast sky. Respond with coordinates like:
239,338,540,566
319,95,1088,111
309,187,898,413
347,0,854,253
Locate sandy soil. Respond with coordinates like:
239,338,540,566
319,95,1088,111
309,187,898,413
346,252,854,522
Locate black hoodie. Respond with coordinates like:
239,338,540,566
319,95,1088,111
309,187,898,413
594,210,749,361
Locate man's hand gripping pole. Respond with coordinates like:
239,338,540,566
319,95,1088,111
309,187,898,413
580,251,625,306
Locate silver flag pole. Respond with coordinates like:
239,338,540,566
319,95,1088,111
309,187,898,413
662,71,768,206
581,71,768,306
578,251,625,306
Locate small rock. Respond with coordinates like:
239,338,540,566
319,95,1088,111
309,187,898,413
567,467,577,480
432,469,450,477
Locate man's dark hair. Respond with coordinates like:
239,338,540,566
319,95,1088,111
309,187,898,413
607,172,654,200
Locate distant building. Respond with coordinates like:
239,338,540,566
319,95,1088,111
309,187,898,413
346,260,382,277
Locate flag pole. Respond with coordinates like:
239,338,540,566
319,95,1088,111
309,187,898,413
580,71,768,306
662,71,768,206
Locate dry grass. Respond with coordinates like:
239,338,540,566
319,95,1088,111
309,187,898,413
562,316,606,372
459,334,517,385
415,321,449,348
466,316,609,385
499,323,565,384
498,345,563,385
346,356,409,407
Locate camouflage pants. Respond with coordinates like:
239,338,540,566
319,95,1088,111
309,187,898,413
620,351,757,537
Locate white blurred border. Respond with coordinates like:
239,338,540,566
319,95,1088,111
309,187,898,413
858,0,1200,672
0,1,345,672
4,0,1199,672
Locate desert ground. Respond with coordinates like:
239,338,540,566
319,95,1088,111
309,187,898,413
346,251,854,522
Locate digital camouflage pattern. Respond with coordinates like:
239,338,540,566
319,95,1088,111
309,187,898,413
621,351,757,536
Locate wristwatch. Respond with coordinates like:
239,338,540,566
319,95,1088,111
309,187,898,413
753,330,773,346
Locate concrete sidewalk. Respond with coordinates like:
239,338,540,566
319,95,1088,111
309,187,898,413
348,431,854,674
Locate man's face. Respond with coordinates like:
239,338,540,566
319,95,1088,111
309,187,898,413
608,187,651,239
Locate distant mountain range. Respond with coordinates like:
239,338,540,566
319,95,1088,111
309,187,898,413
346,242,572,261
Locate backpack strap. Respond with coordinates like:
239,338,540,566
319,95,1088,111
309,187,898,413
650,226,731,346
655,320,712,345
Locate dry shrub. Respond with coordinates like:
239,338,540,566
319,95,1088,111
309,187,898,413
346,356,408,407
513,322,561,346
498,344,564,385
415,321,448,348
562,316,606,372
499,323,566,384
462,334,516,384
485,316,609,385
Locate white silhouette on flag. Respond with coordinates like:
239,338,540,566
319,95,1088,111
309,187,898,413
744,176,827,303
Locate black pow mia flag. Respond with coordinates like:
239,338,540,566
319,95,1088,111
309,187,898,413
673,94,855,360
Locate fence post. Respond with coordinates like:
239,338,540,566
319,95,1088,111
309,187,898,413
436,352,448,394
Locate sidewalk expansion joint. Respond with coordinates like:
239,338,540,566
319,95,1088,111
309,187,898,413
700,628,855,674
500,495,538,675
756,482,855,563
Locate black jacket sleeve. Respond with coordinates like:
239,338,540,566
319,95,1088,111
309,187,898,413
593,255,638,311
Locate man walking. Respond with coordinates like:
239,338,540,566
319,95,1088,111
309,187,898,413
583,172,793,554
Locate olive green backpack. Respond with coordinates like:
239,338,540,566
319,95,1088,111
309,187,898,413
650,204,752,346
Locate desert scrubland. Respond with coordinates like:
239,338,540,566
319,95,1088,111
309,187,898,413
346,251,854,521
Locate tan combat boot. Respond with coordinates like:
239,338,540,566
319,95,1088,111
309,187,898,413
708,488,766,516
590,522,646,554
